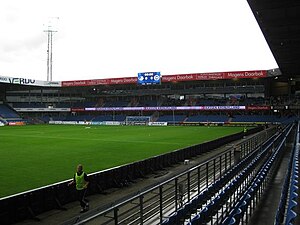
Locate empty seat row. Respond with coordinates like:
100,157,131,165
222,124,295,225
275,125,298,225
285,123,300,225
0,104,21,119
183,125,291,225
162,129,281,225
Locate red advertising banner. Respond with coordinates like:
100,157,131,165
246,106,271,110
71,108,85,112
62,77,137,87
161,70,267,82
62,70,267,87
8,121,26,126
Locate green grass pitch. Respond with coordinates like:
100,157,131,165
0,125,245,198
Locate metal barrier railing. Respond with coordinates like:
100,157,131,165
62,127,276,225
275,122,299,225
161,125,282,225
275,121,300,225
65,149,234,225
221,124,295,225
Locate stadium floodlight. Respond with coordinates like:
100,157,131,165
43,17,59,82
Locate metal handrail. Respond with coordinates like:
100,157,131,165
64,127,275,225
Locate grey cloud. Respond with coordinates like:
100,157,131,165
2,33,45,52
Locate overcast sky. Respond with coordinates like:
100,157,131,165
0,0,278,82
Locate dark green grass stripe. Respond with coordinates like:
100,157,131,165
0,125,245,197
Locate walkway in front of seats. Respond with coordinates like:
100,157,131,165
248,142,293,225
14,133,258,225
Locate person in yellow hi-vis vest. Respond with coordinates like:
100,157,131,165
243,127,248,138
68,164,89,213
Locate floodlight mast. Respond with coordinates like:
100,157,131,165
44,18,58,81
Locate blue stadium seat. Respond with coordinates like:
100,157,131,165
228,217,236,225
232,208,242,224
190,213,200,224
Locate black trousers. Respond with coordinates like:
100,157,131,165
77,188,88,208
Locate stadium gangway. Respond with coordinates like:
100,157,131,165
162,124,291,225
62,148,234,225
275,121,299,225
220,123,295,225
163,131,280,224
60,126,279,225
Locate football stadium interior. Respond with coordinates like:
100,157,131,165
0,69,299,126
1,1,300,225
